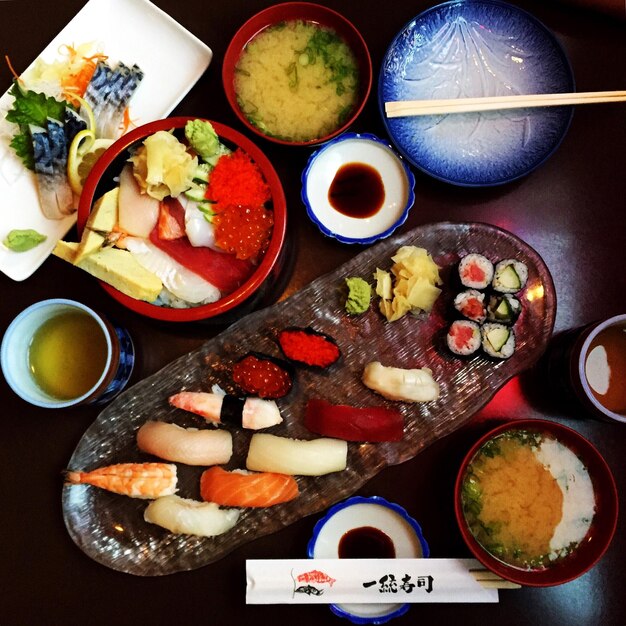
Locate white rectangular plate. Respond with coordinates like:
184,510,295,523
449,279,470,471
0,0,212,281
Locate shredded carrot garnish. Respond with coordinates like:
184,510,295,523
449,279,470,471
5,55,23,83
120,107,137,134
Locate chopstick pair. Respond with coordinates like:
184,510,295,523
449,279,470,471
384,89,626,117
470,569,521,590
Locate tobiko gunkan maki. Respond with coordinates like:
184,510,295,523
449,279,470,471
277,327,341,368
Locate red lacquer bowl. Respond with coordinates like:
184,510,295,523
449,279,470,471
454,419,618,587
222,2,372,146
78,117,287,322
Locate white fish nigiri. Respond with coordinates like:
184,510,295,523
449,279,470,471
136,421,233,466
362,361,440,403
118,165,160,237
169,392,283,430
124,236,220,304
144,495,239,537
180,196,221,250
246,433,347,476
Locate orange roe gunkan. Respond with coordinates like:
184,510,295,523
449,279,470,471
232,353,293,399
277,327,341,368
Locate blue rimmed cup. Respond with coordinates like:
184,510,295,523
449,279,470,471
307,495,429,624
301,133,415,245
1,298,134,408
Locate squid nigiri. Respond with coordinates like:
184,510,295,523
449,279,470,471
169,392,282,430
362,361,440,403
136,421,232,466
200,467,299,507
144,495,239,537
246,433,347,476
65,462,177,499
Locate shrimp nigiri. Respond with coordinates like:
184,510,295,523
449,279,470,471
200,467,299,508
65,462,177,499
169,392,282,430
144,495,239,537
136,421,232,466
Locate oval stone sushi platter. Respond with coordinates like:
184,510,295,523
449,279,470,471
62,221,556,575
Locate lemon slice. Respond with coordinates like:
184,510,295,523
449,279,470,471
68,132,114,195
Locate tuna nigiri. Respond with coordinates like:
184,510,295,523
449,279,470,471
136,421,232,466
144,495,239,537
305,398,404,442
169,392,283,430
200,467,299,508
65,462,177,499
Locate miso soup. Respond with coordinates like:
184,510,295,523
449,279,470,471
234,20,359,142
461,430,595,570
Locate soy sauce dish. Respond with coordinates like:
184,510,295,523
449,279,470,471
301,133,415,245
455,420,618,587
308,495,429,624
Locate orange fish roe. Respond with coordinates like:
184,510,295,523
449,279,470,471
232,353,293,399
277,328,341,368
206,148,271,207
214,204,274,261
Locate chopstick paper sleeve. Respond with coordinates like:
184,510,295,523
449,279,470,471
246,558,501,604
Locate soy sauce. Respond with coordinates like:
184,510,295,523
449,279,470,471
338,526,396,559
328,162,384,218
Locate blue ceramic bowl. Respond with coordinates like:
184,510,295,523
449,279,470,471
301,133,415,245
307,496,429,625
378,0,574,186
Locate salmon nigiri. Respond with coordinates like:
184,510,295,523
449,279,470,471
200,466,298,508
65,462,177,499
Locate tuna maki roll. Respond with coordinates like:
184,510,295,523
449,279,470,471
447,320,481,356
454,289,487,323
458,253,494,290
492,259,528,293
486,293,522,325
481,323,516,359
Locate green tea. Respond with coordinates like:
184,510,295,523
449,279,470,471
28,310,108,400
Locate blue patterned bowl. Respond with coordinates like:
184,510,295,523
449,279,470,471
378,0,574,186
307,496,429,624
301,133,415,245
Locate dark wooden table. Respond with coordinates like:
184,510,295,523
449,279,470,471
1,1,624,624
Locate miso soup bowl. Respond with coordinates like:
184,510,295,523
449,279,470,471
222,2,372,146
454,419,618,587
78,117,287,323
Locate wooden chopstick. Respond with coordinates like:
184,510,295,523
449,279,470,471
385,90,626,117
470,569,522,590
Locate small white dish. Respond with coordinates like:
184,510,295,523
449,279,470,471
307,496,429,625
0,0,213,281
301,133,415,245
